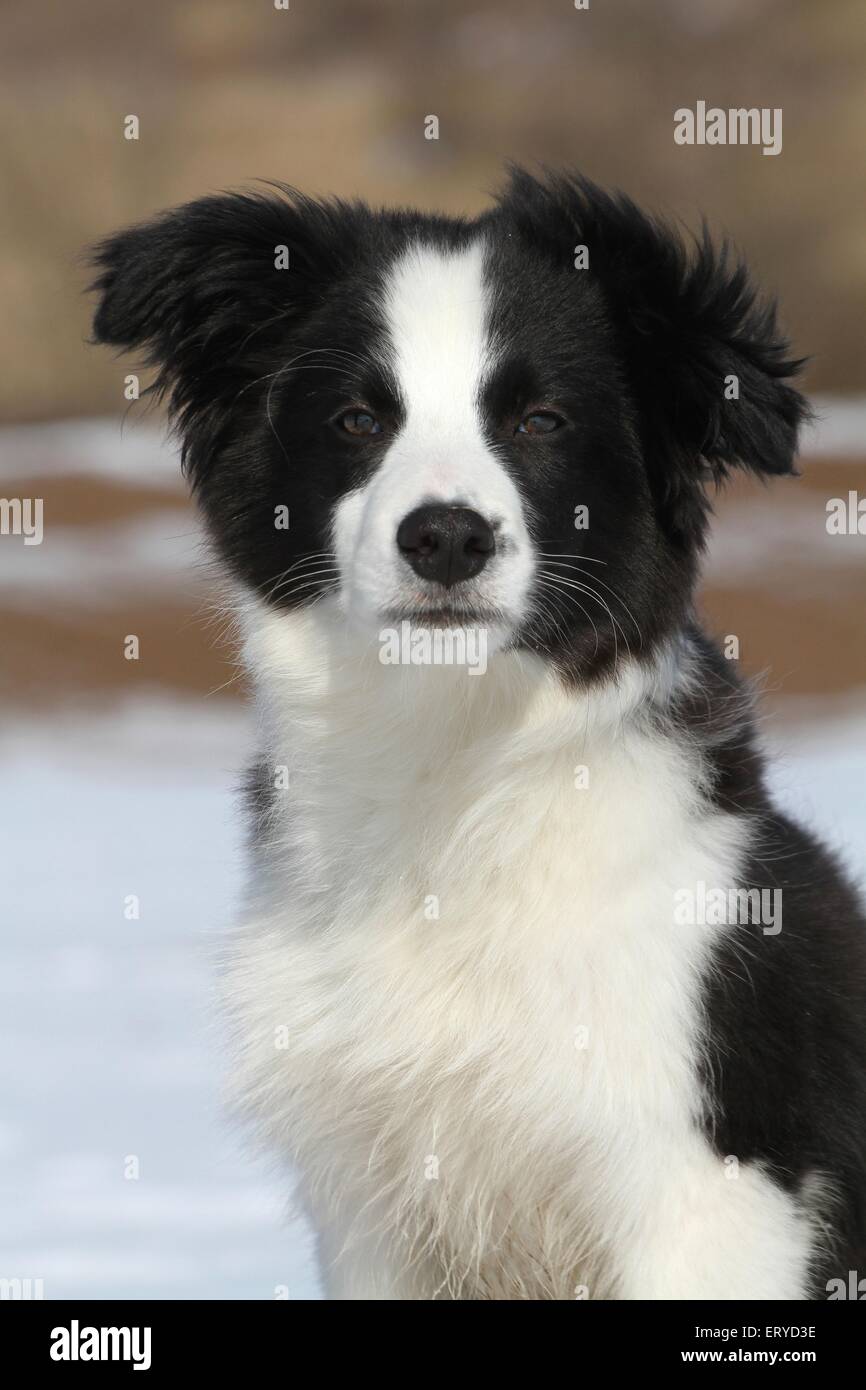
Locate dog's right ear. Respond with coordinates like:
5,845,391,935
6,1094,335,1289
89,188,353,458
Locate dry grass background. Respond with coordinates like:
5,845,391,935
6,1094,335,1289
2,0,866,421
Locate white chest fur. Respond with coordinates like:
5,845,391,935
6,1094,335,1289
224,604,814,1299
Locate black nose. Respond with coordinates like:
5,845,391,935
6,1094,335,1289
396,505,496,587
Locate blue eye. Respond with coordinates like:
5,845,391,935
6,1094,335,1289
337,409,382,437
517,411,564,436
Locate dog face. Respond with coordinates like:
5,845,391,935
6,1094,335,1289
91,170,807,679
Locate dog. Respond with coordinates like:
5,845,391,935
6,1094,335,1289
91,168,866,1299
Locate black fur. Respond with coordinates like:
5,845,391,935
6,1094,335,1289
663,634,866,1288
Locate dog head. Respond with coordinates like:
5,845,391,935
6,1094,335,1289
90,168,808,680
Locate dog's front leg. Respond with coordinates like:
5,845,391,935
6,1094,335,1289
616,1151,817,1300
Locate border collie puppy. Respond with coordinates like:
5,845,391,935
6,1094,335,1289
91,169,866,1300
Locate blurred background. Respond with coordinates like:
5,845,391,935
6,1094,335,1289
1,0,864,1299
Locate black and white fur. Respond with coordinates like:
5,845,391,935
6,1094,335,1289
91,169,866,1299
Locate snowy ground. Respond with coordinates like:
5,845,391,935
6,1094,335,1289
1,699,321,1300
2,692,864,1300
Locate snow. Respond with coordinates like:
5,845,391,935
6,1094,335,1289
801,395,866,457
0,513,206,605
0,418,183,486
2,692,863,1299
1,698,321,1301
705,489,865,590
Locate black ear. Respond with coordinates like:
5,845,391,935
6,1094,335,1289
499,168,811,546
89,187,355,470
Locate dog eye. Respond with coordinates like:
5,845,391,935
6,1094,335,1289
517,411,564,436
337,409,382,437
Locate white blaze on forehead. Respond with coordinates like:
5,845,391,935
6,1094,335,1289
332,235,534,632
382,239,492,471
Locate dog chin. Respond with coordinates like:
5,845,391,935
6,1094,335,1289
384,605,518,668
339,592,513,657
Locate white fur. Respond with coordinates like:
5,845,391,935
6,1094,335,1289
223,599,822,1299
332,240,534,647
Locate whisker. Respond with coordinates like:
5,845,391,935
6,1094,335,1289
539,570,629,643
535,577,600,657
539,571,627,677
537,558,643,646
536,549,608,566
267,567,341,604
276,575,341,602
260,550,338,603
530,583,577,650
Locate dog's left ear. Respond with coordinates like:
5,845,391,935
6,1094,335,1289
501,169,811,546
